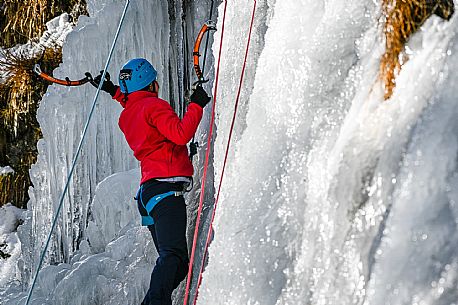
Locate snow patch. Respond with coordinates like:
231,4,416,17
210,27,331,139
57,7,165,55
13,13,74,58
0,204,24,290
0,166,14,175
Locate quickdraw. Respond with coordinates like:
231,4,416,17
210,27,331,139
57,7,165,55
33,64,93,86
193,21,217,86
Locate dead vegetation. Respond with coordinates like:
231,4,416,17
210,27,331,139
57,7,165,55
381,0,454,100
0,1,87,208
0,47,62,208
0,47,62,133
0,0,87,48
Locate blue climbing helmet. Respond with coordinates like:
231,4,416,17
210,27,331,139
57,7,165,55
118,58,157,94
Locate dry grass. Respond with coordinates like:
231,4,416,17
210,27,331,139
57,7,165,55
0,1,86,208
0,47,61,208
0,48,62,127
0,0,87,48
0,172,29,211
381,0,454,100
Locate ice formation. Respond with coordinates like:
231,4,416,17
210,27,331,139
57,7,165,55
1,0,457,304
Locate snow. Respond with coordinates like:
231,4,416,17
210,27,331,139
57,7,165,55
0,166,14,175
3,13,74,62
0,204,23,292
0,13,74,84
2,0,458,304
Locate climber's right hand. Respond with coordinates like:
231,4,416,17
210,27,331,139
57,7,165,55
190,85,211,108
90,71,118,97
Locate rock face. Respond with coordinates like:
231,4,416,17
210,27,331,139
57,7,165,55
0,1,87,209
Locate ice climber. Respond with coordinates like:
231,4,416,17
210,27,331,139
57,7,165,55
91,58,210,305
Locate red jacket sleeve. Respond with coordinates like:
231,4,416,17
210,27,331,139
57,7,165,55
112,87,126,108
146,100,203,145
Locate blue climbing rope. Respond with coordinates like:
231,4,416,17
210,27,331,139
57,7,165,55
24,1,131,304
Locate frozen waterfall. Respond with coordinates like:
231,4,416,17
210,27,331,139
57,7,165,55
1,0,457,304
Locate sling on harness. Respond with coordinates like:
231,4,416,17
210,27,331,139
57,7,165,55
33,64,93,86
136,187,185,226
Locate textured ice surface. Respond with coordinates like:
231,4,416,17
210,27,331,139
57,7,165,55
198,1,458,305
86,168,141,253
3,169,155,305
3,0,458,304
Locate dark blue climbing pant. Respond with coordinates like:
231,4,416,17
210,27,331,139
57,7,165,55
137,179,189,305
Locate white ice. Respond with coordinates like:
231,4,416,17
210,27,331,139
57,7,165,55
198,1,458,305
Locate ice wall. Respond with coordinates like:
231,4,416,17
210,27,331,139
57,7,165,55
196,0,458,305
24,0,167,276
9,0,218,303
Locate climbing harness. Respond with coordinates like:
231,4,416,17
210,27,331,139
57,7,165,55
33,64,93,86
183,1,257,304
136,186,185,225
193,21,217,86
24,1,131,304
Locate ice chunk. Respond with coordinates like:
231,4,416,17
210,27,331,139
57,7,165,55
87,168,141,253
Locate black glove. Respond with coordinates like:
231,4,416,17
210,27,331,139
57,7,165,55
189,141,198,159
91,71,118,97
190,85,211,108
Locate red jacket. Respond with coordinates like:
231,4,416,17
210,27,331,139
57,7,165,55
113,88,203,184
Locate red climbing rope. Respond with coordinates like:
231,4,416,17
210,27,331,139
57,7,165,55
183,1,228,305
191,1,257,304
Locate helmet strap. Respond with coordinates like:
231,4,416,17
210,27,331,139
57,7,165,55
121,78,129,103
119,68,132,102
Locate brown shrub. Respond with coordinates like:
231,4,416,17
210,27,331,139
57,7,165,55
381,0,454,100
0,1,87,208
0,47,62,207
0,0,87,48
